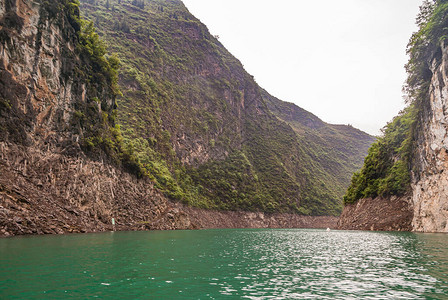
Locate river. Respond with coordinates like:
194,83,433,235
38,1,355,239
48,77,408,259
1,229,447,299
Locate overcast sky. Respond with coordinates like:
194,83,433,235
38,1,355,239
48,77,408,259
182,0,423,135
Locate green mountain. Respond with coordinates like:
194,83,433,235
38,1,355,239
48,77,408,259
78,0,374,215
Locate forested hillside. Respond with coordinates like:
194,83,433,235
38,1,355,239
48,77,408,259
79,0,374,215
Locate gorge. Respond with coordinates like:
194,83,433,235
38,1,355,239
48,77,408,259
0,0,373,236
3,0,448,236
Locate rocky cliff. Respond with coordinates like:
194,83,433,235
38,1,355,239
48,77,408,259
338,45,448,232
339,1,448,233
0,0,174,236
411,43,448,232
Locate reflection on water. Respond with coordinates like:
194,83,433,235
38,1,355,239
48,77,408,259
0,229,447,299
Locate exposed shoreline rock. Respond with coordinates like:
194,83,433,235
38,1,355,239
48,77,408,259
337,195,413,232
178,206,338,230
0,142,337,238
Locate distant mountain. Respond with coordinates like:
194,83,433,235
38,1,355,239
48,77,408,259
263,90,375,200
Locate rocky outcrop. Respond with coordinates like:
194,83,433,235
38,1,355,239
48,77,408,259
337,195,413,231
0,142,171,236
0,0,170,236
1,0,91,147
410,44,448,232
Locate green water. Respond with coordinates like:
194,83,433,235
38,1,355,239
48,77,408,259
1,229,447,299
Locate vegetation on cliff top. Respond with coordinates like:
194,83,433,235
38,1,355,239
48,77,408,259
78,0,373,215
60,0,145,177
0,0,144,176
344,0,448,204
344,106,416,203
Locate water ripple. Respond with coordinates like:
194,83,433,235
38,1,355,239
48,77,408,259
0,229,447,299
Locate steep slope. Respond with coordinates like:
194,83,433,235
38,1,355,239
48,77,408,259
0,0,185,236
339,0,448,232
79,0,374,215
263,90,375,199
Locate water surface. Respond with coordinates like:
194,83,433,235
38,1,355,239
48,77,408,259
1,229,447,299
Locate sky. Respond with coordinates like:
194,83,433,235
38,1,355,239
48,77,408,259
181,0,423,136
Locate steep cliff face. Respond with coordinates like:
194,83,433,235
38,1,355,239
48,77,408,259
339,1,448,232
411,44,448,232
0,0,77,146
0,0,178,236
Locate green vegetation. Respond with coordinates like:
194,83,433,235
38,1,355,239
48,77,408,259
344,106,416,203
78,0,373,215
405,0,448,109
263,91,375,211
0,98,12,111
39,0,145,177
344,0,448,204
189,151,264,211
